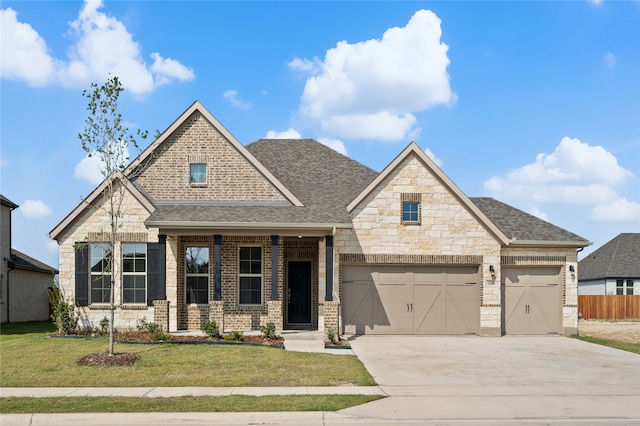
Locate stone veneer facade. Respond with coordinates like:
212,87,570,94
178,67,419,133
335,154,504,336
56,187,159,331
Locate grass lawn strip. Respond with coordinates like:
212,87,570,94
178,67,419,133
0,395,385,414
571,334,640,354
0,321,375,387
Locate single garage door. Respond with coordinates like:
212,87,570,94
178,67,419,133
502,267,561,335
342,265,479,335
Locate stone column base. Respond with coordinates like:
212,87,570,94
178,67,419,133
267,300,283,335
209,301,224,331
323,301,339,334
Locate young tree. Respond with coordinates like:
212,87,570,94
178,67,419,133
79,75,148,355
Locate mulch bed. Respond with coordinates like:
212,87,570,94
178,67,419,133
114,331,284,347
77,352,140,367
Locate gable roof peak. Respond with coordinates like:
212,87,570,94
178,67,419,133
347,141,509,245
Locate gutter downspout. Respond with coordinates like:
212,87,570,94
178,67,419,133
576,246,585,336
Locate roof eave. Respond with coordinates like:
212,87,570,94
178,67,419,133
145,220,352,233
508,239,593,248
49,172,155,241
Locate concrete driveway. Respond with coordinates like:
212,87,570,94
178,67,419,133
341,335,640,423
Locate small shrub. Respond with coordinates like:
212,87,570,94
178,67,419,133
136,317,162,333
99,317,110,335
327,328,337,344
153,331,171,341
259,322,277,339
224,330,244,341
47,285,78,335
201,320,221,338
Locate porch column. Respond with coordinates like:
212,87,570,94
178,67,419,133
271,235,279,300
158,234,167,300
325,235,334,301
214,234,222,301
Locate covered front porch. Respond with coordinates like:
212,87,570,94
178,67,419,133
152,230,338,334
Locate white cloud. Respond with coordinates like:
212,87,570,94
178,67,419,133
484,136,638,225
291,9,453,142
74,154,105,185
590,198,640,223
288,57,321,73
0,157,8,168
265,128,302,139
1,0,194,94
0,8,58,86
223,90,252,109
484,137,633,205
74,142,131,185
587,0,604,6
318,138,348,156
424,148,443,167
20,200,52,219
604,52,617,69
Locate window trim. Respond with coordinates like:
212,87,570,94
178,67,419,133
185,246,210,305
189,163,207,187
89,242,112,305
122,242,147,305
401,193,422,225
238,246,263,306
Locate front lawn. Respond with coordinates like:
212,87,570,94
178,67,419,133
0,395,384,413
0,321,375,387
571,334,640,354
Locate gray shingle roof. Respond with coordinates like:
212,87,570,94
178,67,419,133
10,249,58,274
470,197,588,242
578,233,640,280
145,139,378,227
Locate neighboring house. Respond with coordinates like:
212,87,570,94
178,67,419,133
578,233,640,296
1,195,58,323
49,101,590,336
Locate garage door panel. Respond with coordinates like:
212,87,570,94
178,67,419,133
502,267,561,335
343,265,479,335
342,282,375,335
377,282,412,334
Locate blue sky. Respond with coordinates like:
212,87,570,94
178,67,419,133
1,0,639,269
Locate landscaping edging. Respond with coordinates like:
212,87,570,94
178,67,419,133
115,339,284,348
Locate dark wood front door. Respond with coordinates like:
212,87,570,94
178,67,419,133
288,261,312,324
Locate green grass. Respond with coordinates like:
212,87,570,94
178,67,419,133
0,321,375,387
572,334,640,354
0,395,384,413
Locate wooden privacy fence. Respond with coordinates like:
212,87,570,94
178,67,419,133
578,295,640,320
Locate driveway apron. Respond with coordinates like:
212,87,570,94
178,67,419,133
341,335,640,423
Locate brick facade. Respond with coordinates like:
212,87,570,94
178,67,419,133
134,112,286,202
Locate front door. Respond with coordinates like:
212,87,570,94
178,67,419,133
288,261,312,324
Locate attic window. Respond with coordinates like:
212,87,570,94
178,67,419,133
190,163,207,186
401,193,422,225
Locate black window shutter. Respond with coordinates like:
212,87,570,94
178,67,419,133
147,242,159,306
75,243,89,306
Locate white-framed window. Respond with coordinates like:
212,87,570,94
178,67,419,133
186,246,209,304
122,243,146,304
190,163,207,185
90,243,112,304
239,246,262,305
616,279,634,295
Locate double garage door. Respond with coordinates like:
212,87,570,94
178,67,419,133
342,265,479,335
